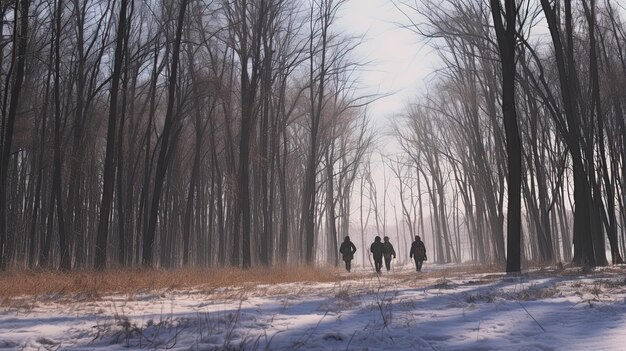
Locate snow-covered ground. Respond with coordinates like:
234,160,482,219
2,264,626,350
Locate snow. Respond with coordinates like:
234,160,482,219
2,264,626,350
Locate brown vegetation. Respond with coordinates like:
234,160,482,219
3,262,620,303
0,266,341,299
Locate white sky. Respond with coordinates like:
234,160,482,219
335,0,438,236
338,0,436,129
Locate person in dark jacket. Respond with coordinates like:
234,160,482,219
339,236,357,272
383,236,396,272
370,236,385,273
409,235,427,272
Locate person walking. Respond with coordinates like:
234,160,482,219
370,236,385,273
409,235,427,272
383,236,396,272
339,236,357,272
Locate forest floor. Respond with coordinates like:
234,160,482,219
1,263,626,350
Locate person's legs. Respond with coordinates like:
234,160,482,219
414,259,420,271
345,260,350,272
384,256,391,271
374,258,382,273
417,259,423,272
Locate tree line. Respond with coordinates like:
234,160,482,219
5,0,623,273
392,0,626,270
0,0,375,270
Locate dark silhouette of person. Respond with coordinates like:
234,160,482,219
370,236,385,273
383,236,396,272
409,235,427,272
339,236,357,272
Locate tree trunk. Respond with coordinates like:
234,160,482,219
491,0,522,273
325,147,338,266
0,0,30,269
143,0,188,267
584,0,623,264
96,0,130,269
540,0,597,266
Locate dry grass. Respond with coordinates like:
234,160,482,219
4,262,613,302
0,265,341,300
515,285,561,301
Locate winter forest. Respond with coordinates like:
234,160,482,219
1,0,626,274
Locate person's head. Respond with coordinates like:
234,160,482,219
375,236,381,242
415,235,421,242
344,236,350,242
383,236,389,242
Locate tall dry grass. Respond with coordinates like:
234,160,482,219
0,265,341,299
1,262,575,301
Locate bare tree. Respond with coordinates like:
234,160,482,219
0,0,30,269
490,0,522,272
95,0,132,269
539,0,604,266
143,0,189,267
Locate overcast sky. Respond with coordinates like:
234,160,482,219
338,0,435,129
332,0,436,226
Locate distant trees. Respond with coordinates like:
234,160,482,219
0,0,373,270
395,0,626,268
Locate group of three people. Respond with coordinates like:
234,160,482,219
339,235,427,273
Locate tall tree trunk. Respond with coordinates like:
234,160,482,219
29,41,54,268
66,0,88,270
584,0,623,264
143,0,188,267
96,0,130,269
491,0,522,272
301,0,333,264
51,0,70,271
238,84,253,268
325,147,338,266
115,40,131,267
540,0,597,266
182,94,205,266
278,121,289,263
138,38,161,267
0,0,30,269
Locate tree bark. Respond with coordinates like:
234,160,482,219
0,0,30,269
491,0,522,272
143,0,188,267
95,0,130,269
